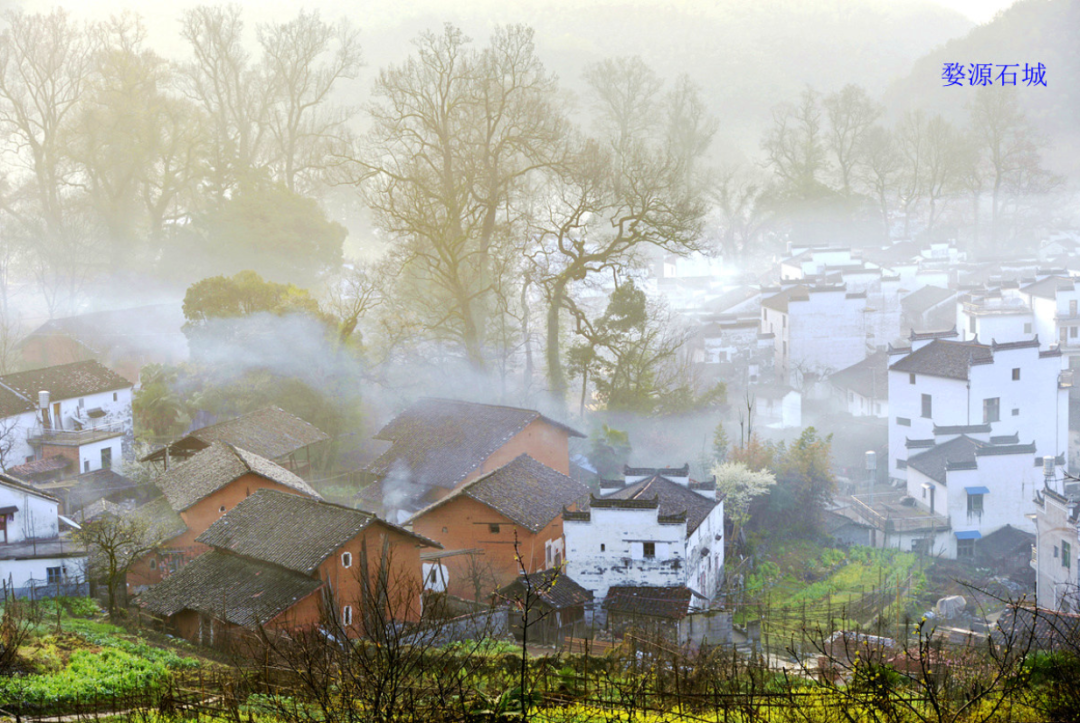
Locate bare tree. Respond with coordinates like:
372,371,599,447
761,86,829,197
259,10,362,195
74,511,166,618
856,125,902,239
823,84,881,195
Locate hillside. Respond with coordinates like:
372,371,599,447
885,0,1080,174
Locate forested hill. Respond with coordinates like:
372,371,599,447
885,0,1080,173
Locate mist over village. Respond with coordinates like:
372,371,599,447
1,0,1079,720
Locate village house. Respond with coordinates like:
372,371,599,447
603,585,706,637
138,489,437,647
408,453,588,603
900,434,1049,558
887,334,1068,487
1031,478,1080,612
127,441,322,591
0,360,133,475
829,351,889,418
956,287,1034,345
901,286,958,335
761,284,871,387
496,569,593,645
0,472,87,598
140,406,329,476
563,464,724,624
17,303,188,385
1020,275,1080,364
362,398,584,522
747,384,802,429
6,461,140,518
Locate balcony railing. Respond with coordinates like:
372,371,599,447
27,422,126,447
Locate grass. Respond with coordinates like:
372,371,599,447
741,539,927,640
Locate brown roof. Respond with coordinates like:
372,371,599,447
197,489,438,574
409,454,589,533
0,360,130,401
368,398,583,491
603,585,698,620
498,570,592,610
8,455,72,478
153,442,322,512
136,550,323,629
0,383,35,418
145,406,329,462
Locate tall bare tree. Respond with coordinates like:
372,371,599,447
356,24,565,371
761,86,829,197
259,10,362,195
856,125,902,238
822,83,881,195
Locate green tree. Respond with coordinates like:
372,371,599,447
712,421,729,464
771,427,835,535
589,423,631,479
132,364,189,442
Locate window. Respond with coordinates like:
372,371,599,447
897,417,911,427
1064,541,1072,569
149,558,157,570
342,605,353,626
1073,327,1079,339
969,316,976,333
83,460,90,473
342,552,352,568
46,567,62,585
1012,368,1020,381
112,392,118,402
897,459,907,470
921,394,932,418
783,341,787,356
1012,408,1020,416
909,373,916,385
489,524,501,534
428,567,439,583
1071,300,1077,316
600,544,606,552
957,539,975,559
983,397,1000,424
1054,545,1059,559
643,542,656,558
101,447,112,469
967,493,984,517
219,505,226,513
1024,323,1032,334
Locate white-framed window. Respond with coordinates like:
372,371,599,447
219,505,227,513
342,605,353,626
342,552,352,568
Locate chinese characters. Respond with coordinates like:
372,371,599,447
942,62,1046,87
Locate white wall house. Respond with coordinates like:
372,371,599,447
957,289,1034,345
1031,483,1080,611
829,351,889,418
0,360,133,474
903,435,1051,559
1021,276,1080,364
564,465,723,623
761,284,871,386
887,335,1068,486
0,473,88,598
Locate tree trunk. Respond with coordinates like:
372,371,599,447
546,277,569,404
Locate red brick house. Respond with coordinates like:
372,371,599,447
408,454,588,602
362,398,584,522
137,489,438,647
127,441,322,590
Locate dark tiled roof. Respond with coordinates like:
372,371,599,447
498,570,593,610
1021,276,1074,300
603,585,697,620
829,351,888,399
907,436,986,484
154,442,321,512
132,496,188,542
889,340,992,380
410,454,589,533
137,550,323,629
761,285,810,313
180,406,329,460
0,472,59,502
608,475,720,535
993,605,1080,651
624,464,689,477
0,383,35,417
67,469,139,511
0,360,131,401
901,286,956,315
975,442,1036,457
198,489,438,574
369,398,583,490
22,304,187,361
